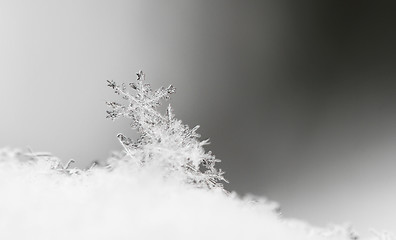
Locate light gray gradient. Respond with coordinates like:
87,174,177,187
1,0,395,235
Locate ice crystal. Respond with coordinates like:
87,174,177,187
106,70,227,190
19,148,82,175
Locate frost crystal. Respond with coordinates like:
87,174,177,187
106,70,227,190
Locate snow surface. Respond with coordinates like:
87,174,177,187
0,148,392,240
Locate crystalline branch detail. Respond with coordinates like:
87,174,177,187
106,71,227,190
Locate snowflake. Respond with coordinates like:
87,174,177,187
106,70,227,190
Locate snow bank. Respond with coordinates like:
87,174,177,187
0,148,389,240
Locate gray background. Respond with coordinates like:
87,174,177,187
1,0,395,235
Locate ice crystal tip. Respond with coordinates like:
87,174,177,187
106,70,227,191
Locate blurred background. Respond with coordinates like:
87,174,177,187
1,0,396,235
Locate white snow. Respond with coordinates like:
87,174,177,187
0,148,391,240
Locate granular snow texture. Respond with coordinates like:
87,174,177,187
0,148,389,240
